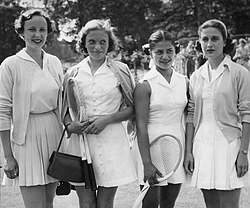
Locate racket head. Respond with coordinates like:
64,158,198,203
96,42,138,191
150,134,182,180
67,77,81,120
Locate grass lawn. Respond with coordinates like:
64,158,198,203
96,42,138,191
1,178,250,208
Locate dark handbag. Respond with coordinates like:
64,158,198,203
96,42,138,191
47,128,87,183
56,181,71,196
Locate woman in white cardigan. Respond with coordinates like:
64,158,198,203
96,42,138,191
0,9,64,208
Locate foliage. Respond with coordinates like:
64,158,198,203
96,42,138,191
0,3,24,62
156,0,250,39
0,0,250,63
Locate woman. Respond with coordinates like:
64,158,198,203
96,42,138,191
134,30,187,208
233,38,250,71
62,19,137,208
184,19,250,208
0,9,64,208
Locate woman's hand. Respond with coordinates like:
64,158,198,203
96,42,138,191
4,156,19,179
183,152,194,175
143,162,163,186
67,120,89,135
236,151,249,177
84,116,109,134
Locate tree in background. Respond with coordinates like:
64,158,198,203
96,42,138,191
0,1,24,63
0,0,250,63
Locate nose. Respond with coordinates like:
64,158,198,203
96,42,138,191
207,39,213,47
34,31,41,37
94,43,101,50
162,51,169,59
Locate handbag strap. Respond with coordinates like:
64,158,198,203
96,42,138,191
56,128,67,152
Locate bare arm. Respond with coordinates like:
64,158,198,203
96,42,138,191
134,81,162,185
183,122,195,174
0,130,19,178
236,122,250,177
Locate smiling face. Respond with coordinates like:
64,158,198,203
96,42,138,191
22,15,48,51
151,40,175,70
199,27,225,60
85,30,109,62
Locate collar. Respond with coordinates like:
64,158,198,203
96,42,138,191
16,48,48,64
200,55,231,81
142,67,182,88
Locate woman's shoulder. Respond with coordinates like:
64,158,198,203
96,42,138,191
0,54,22,71
109,58,130,73
46,53,62,64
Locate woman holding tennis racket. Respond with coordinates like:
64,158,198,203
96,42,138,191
184,19,250,208
134,30,188,208
0,9,64,207
62,19,137,208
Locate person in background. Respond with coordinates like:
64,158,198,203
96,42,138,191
62,19,137,208
184,19,250,208
0,9,64,208
134,29,188,208
233,38,250,71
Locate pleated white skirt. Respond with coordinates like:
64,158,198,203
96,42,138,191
191,100,250,190
2,111,63,186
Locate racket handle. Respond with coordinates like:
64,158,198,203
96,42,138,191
83,133,92,164
132,183,150,208
88,163,97,191
82,160,91,189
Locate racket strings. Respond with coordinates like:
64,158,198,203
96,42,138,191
150,136,181,177
67,78,88,121
67,78,80,120
76,81,88,121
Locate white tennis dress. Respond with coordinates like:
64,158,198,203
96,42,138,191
191,68,250,189
137,67,187,185
66,57,137,187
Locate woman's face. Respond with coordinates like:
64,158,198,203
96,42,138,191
151,40,175,70
199,27,225,59
22,15,48,50
85,30,109,62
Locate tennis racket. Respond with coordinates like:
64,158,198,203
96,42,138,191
67,77,97,191
132,134,183,208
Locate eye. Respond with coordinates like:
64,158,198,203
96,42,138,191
166,48,174,54
40,28,46,32
100,40,107,45
154,50,164,55
88,40,95,44
211,36,220,41
201,37,208,42
28,28,36,32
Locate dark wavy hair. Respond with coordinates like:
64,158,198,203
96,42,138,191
148,29,180,54
196,19,235,55
75,19,118,55
14,9,54,36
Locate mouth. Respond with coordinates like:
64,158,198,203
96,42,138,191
206,49,215,53
32,39,43,44
160,59,171,64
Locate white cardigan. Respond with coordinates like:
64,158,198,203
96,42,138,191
0,49,63,145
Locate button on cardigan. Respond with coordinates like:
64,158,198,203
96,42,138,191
0,49,63,145
186,55,250,143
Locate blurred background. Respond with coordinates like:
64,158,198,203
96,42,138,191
0,0,250,80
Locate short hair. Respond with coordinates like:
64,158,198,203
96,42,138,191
76,19,118,55
14,9,54,35
239,38,246,44
148,29,180,54
196,19,234,54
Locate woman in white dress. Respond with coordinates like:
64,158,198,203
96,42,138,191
62,19,137,208
134,30,188,208
0,9,64,208
184,19,250,208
